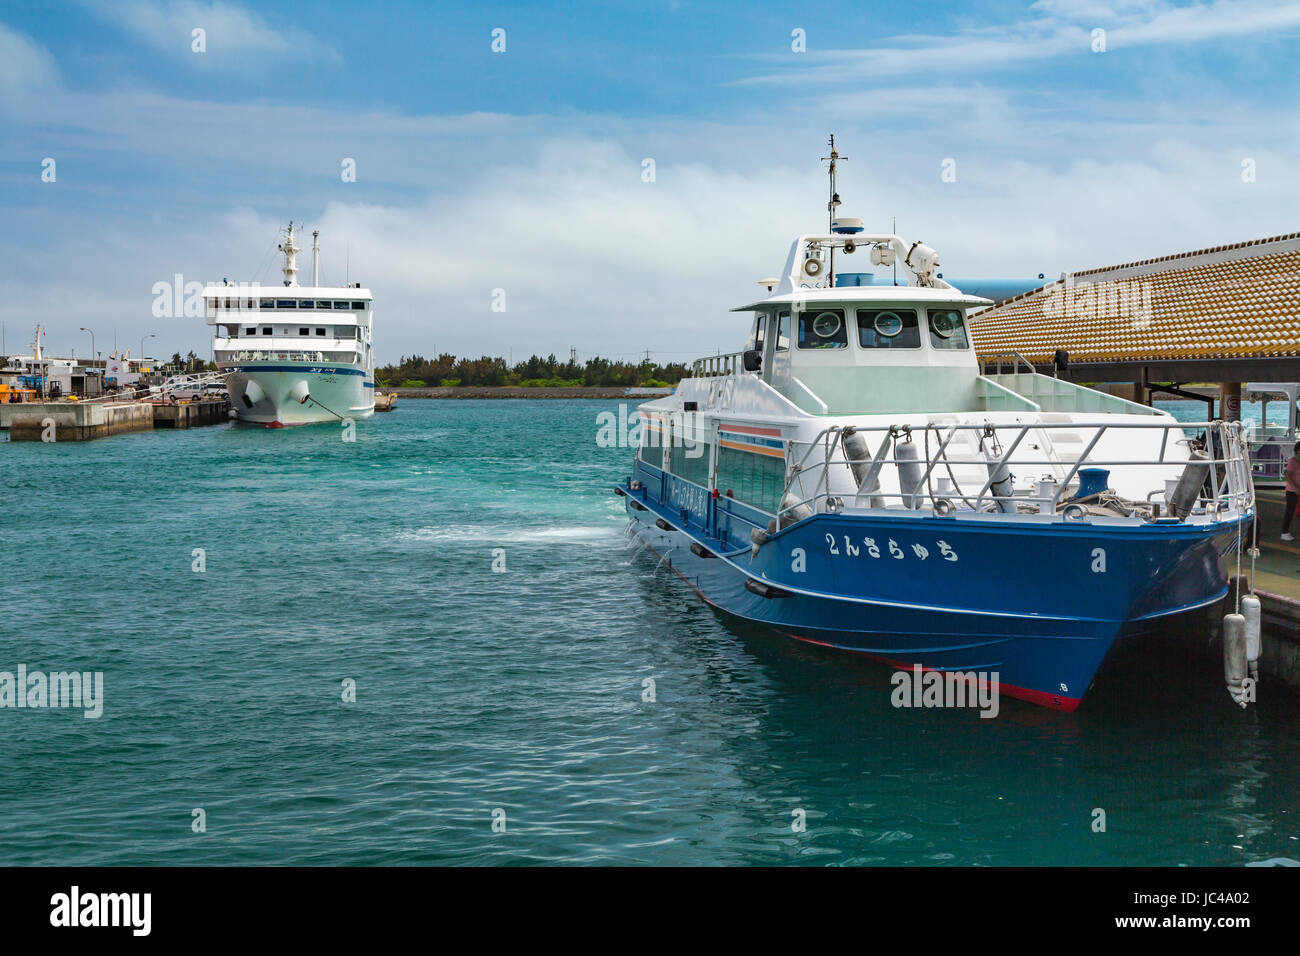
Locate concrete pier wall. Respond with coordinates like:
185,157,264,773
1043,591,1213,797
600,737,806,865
3,402,154,441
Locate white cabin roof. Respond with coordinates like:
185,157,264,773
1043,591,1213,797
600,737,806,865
732,285,992,312
202,285,371,300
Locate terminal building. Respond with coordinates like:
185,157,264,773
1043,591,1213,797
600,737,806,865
969,231,1300,417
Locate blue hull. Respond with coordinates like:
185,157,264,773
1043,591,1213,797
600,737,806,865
620,463,1245,711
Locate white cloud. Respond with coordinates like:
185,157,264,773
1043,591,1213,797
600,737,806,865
0,22,59,95
738,0,1300,84
88,0,337,63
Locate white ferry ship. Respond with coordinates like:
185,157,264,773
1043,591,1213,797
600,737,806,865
618,139,1255,712
205,223,375,426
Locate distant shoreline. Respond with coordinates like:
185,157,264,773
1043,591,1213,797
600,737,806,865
388,386,674,400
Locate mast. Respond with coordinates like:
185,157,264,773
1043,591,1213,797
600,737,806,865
312,229,320,287
821,134,847,286
279,222,301,287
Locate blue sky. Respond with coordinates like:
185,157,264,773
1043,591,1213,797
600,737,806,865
2,0,1298,363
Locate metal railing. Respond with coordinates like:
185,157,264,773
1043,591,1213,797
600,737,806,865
778,419,1255,524
983,351,1039,375
217,350,329,363
691,351,749,377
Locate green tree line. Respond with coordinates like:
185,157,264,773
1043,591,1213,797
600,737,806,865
375,353,688,388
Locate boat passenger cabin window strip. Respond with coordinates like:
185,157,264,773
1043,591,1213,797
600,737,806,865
797,309,848,349
857,309,921,349
638,437,663,468
668,441,711,488
928,309,971,350
716,445,784,513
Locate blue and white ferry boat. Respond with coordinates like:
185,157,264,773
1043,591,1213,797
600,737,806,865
205,223,375,426
618,141,1254,711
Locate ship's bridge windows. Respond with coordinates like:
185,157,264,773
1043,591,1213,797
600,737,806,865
927,309,971,350
857,309,921,349
351,301,366,310
775,312,790,351
300,300,316,310
747,314,767,352
276,299,296,309
797,309,848,349
260,299,274,310
315,301,332,310
332,301,349,310
338,327,357,339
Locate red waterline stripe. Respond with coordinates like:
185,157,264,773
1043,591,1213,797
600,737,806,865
787,632,1081,712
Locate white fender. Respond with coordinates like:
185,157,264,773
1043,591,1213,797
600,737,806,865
288,380,310,405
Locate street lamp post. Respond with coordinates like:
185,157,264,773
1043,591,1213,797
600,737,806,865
79,328,95,367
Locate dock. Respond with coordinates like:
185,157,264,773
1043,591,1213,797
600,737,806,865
1241,489,1300,689
1,398,230,441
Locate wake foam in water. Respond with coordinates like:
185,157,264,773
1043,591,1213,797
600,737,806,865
395,525,618,544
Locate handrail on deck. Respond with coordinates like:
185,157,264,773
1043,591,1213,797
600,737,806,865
983,351,1039,376
776,418,1255,524
691,351,748,378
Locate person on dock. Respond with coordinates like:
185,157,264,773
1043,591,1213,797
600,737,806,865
1284,441,1300,541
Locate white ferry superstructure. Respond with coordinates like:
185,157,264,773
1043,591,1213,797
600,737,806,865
204,222,375,427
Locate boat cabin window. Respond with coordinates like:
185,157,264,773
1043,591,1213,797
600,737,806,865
857,309,921,349
748,314,767,353
797,309,848,349
301,300,316,310
244,327,256,335
927,309,970,350
261,326,272,335
276,299,296,309
299,327,309,336
351,301,366,310
316,328,326,336
775,312,790,351
260,299,274,310
333,301,350,310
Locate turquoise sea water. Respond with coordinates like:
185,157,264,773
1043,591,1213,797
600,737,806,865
1,399,1298,866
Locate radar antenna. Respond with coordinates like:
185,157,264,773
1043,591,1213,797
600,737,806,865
821,134,847,285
